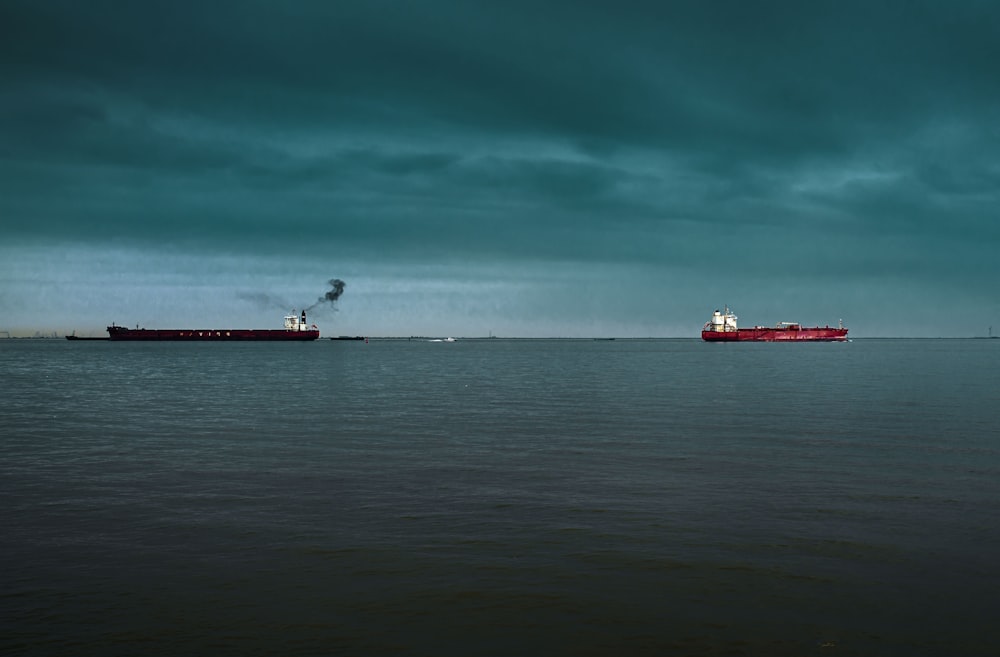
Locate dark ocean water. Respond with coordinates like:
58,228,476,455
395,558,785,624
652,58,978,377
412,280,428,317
2,338,998,656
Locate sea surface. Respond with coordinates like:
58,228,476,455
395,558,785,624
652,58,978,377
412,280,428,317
2,338,998,656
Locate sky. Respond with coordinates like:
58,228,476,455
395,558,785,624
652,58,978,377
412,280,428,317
1,1,998,337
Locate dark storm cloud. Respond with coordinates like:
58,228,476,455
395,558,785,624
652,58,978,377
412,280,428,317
2,0,998,288
6,1,1000,139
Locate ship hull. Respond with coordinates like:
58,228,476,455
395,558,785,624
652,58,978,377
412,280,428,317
702,327,847,342
107,327,319,341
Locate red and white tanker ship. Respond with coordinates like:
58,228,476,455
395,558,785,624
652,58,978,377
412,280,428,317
702,307,847,342
106,310,320,341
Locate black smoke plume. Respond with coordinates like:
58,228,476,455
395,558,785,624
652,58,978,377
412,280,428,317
305,279,346,311
237,292,291,310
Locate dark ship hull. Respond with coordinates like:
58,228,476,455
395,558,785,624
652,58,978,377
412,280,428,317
106,310,320,341
106,327,319,341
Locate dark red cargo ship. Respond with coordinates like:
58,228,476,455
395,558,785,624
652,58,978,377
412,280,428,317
702,307,847,342
107,310,320,341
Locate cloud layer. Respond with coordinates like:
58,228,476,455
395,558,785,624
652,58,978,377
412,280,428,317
2,1,998,336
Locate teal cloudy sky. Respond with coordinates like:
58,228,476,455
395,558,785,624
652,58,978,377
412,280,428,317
2,1,998,337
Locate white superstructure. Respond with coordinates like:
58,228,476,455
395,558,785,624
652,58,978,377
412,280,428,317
704,307,739,332
284,309,315,331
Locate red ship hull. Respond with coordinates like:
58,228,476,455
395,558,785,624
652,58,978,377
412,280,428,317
701,327,848,342
107,326,319,341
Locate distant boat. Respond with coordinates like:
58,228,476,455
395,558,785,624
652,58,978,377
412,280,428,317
66,333,109,341
702,307,848,342
428,337,456,342
105,311,320,341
